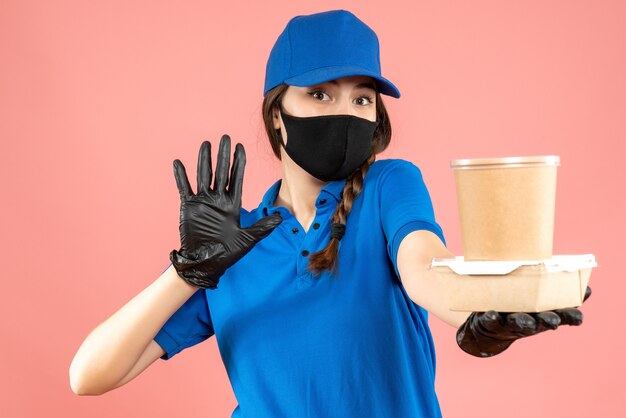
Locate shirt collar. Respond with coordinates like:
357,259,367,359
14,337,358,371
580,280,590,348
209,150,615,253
259,177,347,216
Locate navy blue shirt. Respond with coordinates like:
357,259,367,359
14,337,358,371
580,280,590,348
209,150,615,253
154,158,447,417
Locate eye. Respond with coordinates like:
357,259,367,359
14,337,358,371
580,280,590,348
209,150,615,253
355,95,375,106
307,89,330,101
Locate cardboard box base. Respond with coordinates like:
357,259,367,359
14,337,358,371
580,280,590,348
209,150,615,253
433,264,592,313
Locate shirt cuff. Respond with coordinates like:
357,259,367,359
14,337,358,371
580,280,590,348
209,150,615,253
153,327,182,360
389,220,446,279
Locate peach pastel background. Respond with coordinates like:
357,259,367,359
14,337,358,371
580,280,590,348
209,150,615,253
1,1,625,417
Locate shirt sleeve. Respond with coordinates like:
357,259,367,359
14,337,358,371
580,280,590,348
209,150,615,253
379,159,447,281
153,262,215,360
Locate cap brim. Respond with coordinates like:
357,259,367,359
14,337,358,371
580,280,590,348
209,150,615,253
284,65,401,98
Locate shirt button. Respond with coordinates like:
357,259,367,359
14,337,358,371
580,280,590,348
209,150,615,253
312,223,320,230
301,250,310,257
319,199,327,205
292,228,299,234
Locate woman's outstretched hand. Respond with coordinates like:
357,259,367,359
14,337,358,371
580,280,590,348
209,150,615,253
456,286,592,357
169,135,283,289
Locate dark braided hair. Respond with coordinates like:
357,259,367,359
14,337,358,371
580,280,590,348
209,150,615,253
261,82,393,277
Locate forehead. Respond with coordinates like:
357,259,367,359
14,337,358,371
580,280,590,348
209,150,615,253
301,75,377,91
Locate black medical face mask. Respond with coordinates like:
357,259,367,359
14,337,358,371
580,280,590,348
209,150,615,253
276,103,379,182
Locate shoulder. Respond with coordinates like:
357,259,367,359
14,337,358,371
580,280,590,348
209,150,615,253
369,158,423,175
366,158,424,186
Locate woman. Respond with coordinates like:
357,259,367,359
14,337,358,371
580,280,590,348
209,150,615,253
69,9,590,417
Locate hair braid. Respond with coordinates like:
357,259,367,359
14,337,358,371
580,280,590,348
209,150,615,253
307,152,377,277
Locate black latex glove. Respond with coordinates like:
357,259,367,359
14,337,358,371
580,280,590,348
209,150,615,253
456,285,592,357
169,135,283,289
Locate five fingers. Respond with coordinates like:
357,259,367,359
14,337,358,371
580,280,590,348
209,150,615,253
478,306,584,337
174,134,247,199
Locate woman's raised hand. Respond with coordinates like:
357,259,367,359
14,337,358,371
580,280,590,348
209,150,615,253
169,135,283,289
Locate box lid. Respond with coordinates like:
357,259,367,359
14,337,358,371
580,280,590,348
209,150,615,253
431,254,597,275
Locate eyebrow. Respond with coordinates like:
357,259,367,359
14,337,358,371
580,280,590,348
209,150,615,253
316,79,377,91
